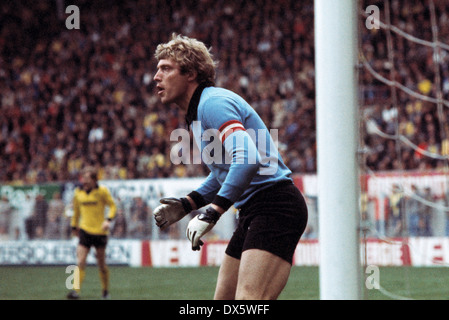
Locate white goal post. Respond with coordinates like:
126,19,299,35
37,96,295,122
314,0,362,299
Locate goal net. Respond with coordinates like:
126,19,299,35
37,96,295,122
359,0,449,299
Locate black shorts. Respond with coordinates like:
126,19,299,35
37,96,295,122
225,180,308,264
79,229,108,249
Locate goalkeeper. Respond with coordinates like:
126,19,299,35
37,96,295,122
152,34,308,300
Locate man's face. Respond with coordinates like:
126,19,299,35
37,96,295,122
153,59,190,106
81,172,95,190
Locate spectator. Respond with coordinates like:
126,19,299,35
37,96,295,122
16,193,35,240
128,212,146,238
0,195,13,239
130,196,151,236
419,187,434,236
45,208,61,239
444,189,449,236
387,184,404,237
25,193,48,239
405,185,422,236
45,192,65,239
111,209,127,239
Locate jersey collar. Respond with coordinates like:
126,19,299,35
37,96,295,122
82,183,99,193
185,84,207,127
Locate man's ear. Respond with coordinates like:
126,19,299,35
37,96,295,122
187,70,198,82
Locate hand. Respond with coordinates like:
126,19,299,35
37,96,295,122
153,197,192,230
102,220,111,231
186,207,221,250
71,227,79,237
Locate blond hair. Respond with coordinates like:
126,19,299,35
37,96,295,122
82,166,98,182
155,34,218,86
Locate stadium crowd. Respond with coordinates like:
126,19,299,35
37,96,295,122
1,0,449,239
0,0,316,185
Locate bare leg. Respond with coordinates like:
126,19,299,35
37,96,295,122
235,249,291,300
77,244,90,269
214,253,240,300
95,246,109,294
75,244,90,292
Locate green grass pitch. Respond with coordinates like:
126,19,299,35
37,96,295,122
0,266,448,300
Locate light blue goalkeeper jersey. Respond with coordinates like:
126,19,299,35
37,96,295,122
187,85,292,210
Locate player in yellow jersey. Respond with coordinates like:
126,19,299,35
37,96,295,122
67,166,117,300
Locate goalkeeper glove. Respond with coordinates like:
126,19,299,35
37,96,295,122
186,207,221,251
153,197,192,230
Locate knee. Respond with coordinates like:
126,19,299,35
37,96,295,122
77,253,87,269
78,261,87,270
235,284,275,300
98,264,108,273
214,276,237,300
